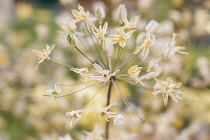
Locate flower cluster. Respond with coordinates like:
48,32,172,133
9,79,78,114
32,4,188,135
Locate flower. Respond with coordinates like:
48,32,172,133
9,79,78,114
133,31,155,60
90,63,119,82
66,109,85,128
163,33,188,60
90,22,108,49
146,20,159,33
109,29,135,48
128,65,145,85
70,67,92,83
95,6,105,24
147,58,161,72
113,114,124,125
43,84,61,101
69,4,89,23
32,44,55,69
121,14,140,30
61,21,77,33
98,102,124,125
152,77,182,105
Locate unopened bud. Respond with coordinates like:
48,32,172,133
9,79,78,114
95,6,105,24
66,34,75,46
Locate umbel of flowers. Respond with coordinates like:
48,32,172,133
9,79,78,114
33,4,188,139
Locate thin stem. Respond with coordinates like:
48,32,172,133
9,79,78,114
115,77,153,91
112,79,144,121
59,82,98,97
50,59,74,68
105,80,113,140
84,21,106,68
58,80,96,87
113,46,122,71
74,45,94,64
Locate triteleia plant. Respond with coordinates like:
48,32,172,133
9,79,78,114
33,4,188,139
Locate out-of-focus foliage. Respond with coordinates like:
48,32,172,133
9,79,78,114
0,0,209,140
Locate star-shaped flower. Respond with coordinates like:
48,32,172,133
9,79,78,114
133,31,155,60
120,14,140,30
32,44,55,69
66,109,85,128
98,102,124,125
152,77,182,105
109,29,135,48
128,65,145,85
43,84,61,101
70,67,92,83
90,63,119,82
90,22,108,49
163,33,188,60
69,5,89,23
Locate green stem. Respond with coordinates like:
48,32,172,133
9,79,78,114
50,59,74,68
74,45,94,64
84,21,106,68
59,82,98,97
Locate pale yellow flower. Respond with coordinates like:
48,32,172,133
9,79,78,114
70,67,92,83
66,109,85,128
147,58,161,72
43,84,61,101
109,29,135,48
69,4,89,23
128,65,145,85
163,33,188,60
32,44,55,69
152,77,182,105
99,102,124,125
121,14,140,30
133,31,155,60
90,63,119,82
146,20,159,33
90,22,108,49
61,21,77,33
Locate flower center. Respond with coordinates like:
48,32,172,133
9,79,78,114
146,41,152,46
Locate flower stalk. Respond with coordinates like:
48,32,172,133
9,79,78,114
105,79,113,139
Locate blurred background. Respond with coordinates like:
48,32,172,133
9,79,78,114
0,0,210,140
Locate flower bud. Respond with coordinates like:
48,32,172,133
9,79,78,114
66,34,75,46
95,6,105,24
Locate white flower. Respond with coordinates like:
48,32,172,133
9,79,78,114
99,102,123,125
95,6,105,24
66,109,85,128
70,67,92,83
32,44,55,69
133,31,155,60
147,58,161,72
163,33,188,60
128,65,145,85
113,4,127,22
120,14,140,30
152,77,183,105
109,29,135,48
69,5,89,23
43,84,61,101
61,21,77,33
113,114,124,125
90,22,108,50
91,63,119,82
146,20,159,33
